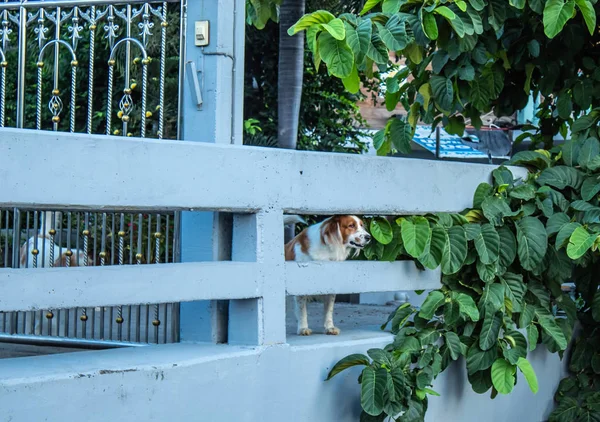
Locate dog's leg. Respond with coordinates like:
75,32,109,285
323,294,340,335
294,296,312,336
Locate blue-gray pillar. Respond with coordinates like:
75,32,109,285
179,0,245,342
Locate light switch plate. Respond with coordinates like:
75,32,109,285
194,21,209,47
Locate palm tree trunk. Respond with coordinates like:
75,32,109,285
279,0,305,243
278,0,305,150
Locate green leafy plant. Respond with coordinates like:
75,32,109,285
325,110,600,420
330,156,577,419
544,113,600,422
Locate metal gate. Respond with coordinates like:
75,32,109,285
0,0,183,345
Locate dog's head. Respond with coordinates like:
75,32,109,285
321,215,371,250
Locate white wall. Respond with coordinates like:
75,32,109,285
0,336,566,422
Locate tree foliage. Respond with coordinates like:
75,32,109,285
244,0,371,153
284,0,600,153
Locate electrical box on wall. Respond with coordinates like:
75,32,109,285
195,21,209,47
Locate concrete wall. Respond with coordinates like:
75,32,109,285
0,336,566,422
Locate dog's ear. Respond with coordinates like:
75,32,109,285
321,216,343,246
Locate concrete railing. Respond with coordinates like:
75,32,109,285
0,128,527,345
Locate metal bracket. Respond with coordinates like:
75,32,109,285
186,60,203,110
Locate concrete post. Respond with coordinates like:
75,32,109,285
179,0,245,343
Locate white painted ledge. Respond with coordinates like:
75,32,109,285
0,260,440,312
285,261,441,295
0,129,528,214
0,262,260,312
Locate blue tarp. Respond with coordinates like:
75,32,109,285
412,126,488,159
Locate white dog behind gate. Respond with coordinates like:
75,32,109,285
19,211,87,335
19,211,87,269
284,215,371,336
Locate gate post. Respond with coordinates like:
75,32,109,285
178,0,245,343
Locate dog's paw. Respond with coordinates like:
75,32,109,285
298,328,313,336
325,327,340,335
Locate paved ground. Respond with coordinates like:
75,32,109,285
285,300,396,336
0,343,86,359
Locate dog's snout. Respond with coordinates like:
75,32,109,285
365,234,372,242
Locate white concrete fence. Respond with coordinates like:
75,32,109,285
0,128,529,346
0,128,570,422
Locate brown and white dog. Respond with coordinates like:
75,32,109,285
284,215,371,336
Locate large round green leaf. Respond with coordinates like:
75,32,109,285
287,10,335,35
482,196,512,226
466,344,497,375
487,0,506,30
401,217,431,258
543,0,575,39
548,397,579,422
388,119,413,154
376,15,411,50
326,353,370,380
321,18,346,40
497,226,517,269
383,0,403,13
473,182,493,208
430,75,454,112
418,290,445,319
441,226,468,275
578,137,600,170
366,32,388,64
566,226,595,259
508,151,552,169
421,11,439,40
527,324,539,352
546,212,570,236
416,366,434,389
516,357,539,394
491,358,516,395
360,367,388,416
555,222,582,249
452,292,480,322
474,223,500,265
468,369,493,394
444,331,463,360
509,184,537,200
360,0,383,14
478,283,505,315
370,217,393,245
470,77,492,111
479,311,503,350
575,0,596,34
515,217,548,272
317,32,354,78
561,139,581,167
535,306,568,350
502,330,527,365
581,176,600,201
444,298,461,327
419,226,445,269
500,273,526,312
537,166,583,190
